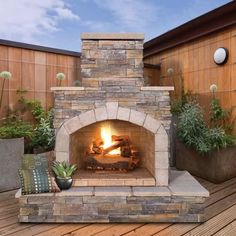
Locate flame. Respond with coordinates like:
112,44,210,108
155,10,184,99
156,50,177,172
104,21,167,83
101,126,120,155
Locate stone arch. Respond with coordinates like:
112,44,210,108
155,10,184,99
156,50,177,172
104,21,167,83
55,102,169,186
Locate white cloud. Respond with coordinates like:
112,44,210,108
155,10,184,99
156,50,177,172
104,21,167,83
93,0,159,32
54,7,80,20
0,0,79,43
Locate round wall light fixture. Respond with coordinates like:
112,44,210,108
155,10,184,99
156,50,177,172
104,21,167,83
213,47,228,65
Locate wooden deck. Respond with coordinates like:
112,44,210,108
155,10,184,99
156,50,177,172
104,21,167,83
1,177,236,236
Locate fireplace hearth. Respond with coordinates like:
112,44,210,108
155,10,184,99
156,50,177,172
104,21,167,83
17,33,209,223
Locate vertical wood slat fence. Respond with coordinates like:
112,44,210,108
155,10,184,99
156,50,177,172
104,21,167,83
144,26,236,132
0,45,81,118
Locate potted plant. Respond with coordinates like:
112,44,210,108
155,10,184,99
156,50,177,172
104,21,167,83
51,161,77,190
175,84,236,183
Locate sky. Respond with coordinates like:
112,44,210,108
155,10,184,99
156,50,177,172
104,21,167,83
0,0,231,52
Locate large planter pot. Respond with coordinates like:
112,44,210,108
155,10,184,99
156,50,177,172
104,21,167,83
0,137,24,192
176,141,236,183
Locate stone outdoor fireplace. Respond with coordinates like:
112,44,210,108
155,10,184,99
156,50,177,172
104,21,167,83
17,33,209,223
53,33,173,187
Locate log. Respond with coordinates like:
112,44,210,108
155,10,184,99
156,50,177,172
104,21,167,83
93,138,103,147
121,144,132,157
112,135,130,142
103,140,127,155
85,153,139,170
92,138,103,154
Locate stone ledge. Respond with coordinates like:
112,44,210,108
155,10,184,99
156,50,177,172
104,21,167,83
95,187,132,196
81,33,145,40
15,170,209,198
56,187,94,196
133,186,170,197
140,86,174,91
169,170,209,197
51,87,85,91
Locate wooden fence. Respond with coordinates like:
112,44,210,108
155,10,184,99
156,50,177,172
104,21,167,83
144,26,236,132
0,45,81,118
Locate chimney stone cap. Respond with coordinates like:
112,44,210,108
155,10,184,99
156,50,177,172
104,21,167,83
81,33,144,40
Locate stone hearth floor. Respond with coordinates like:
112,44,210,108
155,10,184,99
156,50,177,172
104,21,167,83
16,170,209,223
72,168,155,186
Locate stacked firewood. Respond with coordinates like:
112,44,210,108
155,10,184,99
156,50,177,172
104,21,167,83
85,135,140,170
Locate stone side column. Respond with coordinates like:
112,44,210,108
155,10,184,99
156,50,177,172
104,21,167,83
81,33,144,87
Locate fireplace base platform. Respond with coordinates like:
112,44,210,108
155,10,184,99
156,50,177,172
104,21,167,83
73,168,155,187
16,170,209,223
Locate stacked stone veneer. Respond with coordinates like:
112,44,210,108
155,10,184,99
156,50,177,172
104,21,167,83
81,33,144,86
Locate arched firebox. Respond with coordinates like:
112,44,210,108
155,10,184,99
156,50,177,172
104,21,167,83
55,103,169,186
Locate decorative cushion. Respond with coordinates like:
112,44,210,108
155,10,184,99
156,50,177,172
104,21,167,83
19,169,60,195
22,154,49,170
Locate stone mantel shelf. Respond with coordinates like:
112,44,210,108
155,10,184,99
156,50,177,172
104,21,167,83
51,86,174,91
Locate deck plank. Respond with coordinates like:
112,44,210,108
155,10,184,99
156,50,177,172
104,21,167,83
35,224,89,236
63,224,117,236
206,192,236,220
93,223,145,236
214,220,236,236
122,223,171,236
183,204,236,236
152,224,198,236
5,224,59,236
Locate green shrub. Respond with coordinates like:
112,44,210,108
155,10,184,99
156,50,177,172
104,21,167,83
0,121,33,139
177,101,235,154
17,93,45,122
31,109,55,152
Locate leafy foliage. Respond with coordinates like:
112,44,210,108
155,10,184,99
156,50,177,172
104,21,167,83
177,101,235,154
17,92,45,122
171,91,196,115
31,109,55,152
52,161,77,179
209,97,233,133
0,121,33,139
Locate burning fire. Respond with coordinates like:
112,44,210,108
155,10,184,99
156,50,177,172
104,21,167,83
101,126,120,155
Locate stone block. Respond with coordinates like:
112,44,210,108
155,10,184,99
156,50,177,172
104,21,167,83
143,115,161,133
155,152,169,168
129,109,146,126
157,124,168,134
155,168,169,186
132,186,171,197
94,106,108,121
79,110,96,127
127,68,143,76
81,33,144,40
169,170,209,197
56,151,69,162
117,107,130,121
143,179,156,186
126,50,143,59
56,187,94,196
55,126,69,152
94,187,132,196
155,133,168,152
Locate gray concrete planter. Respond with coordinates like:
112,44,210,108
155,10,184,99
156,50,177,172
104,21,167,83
176,141,236,183
0,138,24,192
